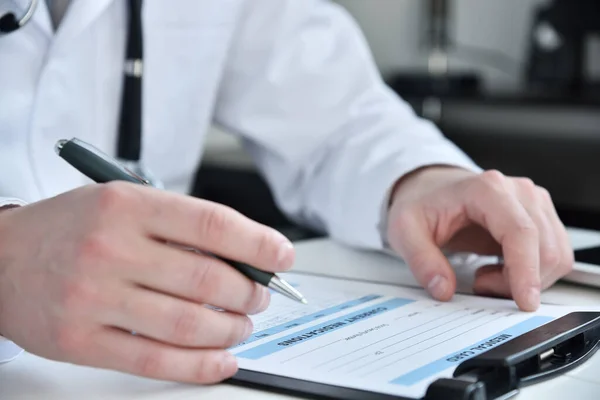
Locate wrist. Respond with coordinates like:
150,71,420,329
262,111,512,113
389,166,476,208
0,203,22,339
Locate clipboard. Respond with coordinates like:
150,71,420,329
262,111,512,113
228,312,600,400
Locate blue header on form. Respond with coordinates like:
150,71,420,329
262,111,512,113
237,297,413,360
234,294,383,348
390,315,554,386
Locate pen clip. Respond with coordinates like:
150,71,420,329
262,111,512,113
56,138,151,186
120,165,151,185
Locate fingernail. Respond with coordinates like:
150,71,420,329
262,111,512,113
220,352,238,377
277,241,295,270
427,275,449,300
525,287,540,311
251,286,271,314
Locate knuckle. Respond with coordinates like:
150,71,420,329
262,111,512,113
478,170,508,194
198,204,230,241
481,169,506,184
225,317,251,348
515,177,537,197
516,177,536,190
190,261,216,299
76,231,114,263
193,353,220,383
255,229,279,264
170,307,200,345
241,283,263,314
94,182,135,214
135,350,166,377
537,186,553,203
518,220,538,233
511,216,538,236
541,248,561,268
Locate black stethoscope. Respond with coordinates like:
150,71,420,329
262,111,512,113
1,0,162,187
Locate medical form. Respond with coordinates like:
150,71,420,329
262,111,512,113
230,273,579,398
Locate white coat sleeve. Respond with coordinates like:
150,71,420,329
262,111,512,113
214,0,481,249
0,197,26,364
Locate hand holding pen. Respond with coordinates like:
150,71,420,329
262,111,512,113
55,138,306,305
0,137,304,386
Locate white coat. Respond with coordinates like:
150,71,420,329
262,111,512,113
0,0,477,361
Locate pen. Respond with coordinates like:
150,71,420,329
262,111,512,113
55,137,307,305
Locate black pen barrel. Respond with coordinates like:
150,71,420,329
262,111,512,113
57,139,141,184
222,258,273,287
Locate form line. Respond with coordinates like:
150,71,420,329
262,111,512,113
337,312,483,374
313,308,467,370
379,312,476,351
357,313,495,377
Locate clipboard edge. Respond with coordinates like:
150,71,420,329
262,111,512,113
227,369,414,400
227,312,600,400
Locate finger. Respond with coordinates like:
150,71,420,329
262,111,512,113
537,187,574,286
105,286,253,348
141,189,295,272
473,264,511,298
130,241,270,315
89,328,238,384
512,179,561,288
465,171,541,311
388,206,457,301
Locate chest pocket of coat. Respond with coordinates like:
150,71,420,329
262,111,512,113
141,1,241,184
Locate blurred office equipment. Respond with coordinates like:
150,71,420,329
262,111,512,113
386,0,481,98
389,0,487,100
380,0,600,229
526,0,600,98
387,0,600,101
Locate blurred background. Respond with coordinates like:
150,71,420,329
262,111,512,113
193,0,600,240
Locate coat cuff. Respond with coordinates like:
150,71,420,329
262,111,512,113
343,145,482,250
0,198,27,209
0,338,23,364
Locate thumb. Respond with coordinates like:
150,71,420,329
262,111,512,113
388,209,457,302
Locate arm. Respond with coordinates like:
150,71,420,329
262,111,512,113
214,0,479,249
214,0,572,312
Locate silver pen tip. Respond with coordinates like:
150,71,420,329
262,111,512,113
269,276,308,304
55,139,68,155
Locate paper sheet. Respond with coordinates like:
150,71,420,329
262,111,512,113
230,273,579,398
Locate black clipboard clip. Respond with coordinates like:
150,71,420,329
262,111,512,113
425,312,600,400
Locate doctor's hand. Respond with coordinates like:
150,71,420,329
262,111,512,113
386,167,573,312
0,182,294,383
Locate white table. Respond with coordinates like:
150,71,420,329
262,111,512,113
2,228,600,400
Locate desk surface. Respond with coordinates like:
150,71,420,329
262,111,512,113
2,228,600,400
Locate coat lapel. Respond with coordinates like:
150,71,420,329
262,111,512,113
53,0,117,45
